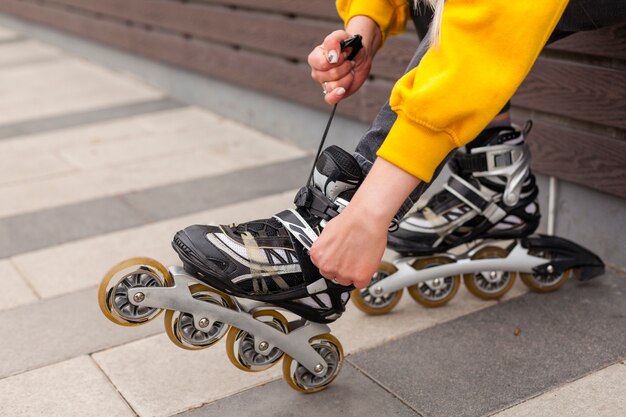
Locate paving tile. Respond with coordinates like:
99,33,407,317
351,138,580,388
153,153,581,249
0,58,162,125
493,362,626,417
176,362,418,417
93,333,283,417
0,25,18,40
0,96,185,141
11,191,295,299
0,119,304,218
0,196,149,258
331,279,528,355
0,103,177,153
120,156,310,221
0,356,134,417
56,107,301,170
0,106,196,184
0,150,74,186
0,285,162,379
0,143,293,218
0,38,63,67
348,273,625,417
0,158,309,259
0,259,38,311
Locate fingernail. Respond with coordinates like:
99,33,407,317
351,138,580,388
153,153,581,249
335,87,346,96
327,50,338,64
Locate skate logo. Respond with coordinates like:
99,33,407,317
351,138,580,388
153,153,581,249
273,209,318,250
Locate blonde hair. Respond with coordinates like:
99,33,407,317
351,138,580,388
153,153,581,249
414,0,444,48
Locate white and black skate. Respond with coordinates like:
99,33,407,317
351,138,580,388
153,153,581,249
171,145,363,324
352,123,604,314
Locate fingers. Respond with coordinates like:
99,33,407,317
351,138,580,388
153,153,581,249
307,30,368,105
307,30,350,72
311,59,354,83
312,250,372,288
323,85,347,105
322,30,347,64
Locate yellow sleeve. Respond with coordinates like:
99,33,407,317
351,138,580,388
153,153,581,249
336,0,409,42
377,0,569,182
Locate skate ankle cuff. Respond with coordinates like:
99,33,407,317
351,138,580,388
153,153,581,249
294,186,341,221
455,144,523,175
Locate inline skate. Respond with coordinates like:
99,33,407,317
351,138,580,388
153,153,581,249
98,145,363,393
352,123,605,314
99,35,365,393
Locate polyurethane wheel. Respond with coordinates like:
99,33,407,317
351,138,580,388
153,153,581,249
164,284,236,350
282,333,344,394
463,246,516,300
351,261,403,315
520,250,572,292
225,310,289,372
407,256,461,307
98,257,172,326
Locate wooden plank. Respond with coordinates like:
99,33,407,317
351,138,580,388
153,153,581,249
45,0,415,80
50,0,339,21
548,23,626,61
194,0,340,21
46,0,332,55
513,57,626,130
0,0,393,122
519,119,626,198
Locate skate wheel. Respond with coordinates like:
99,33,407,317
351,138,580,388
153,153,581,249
98,257,172,326
520,250,572,292
351,261,403,315
282,334,343,394
226,310,289,372
407,257,461,307
164,284,236,350
463,246,516,300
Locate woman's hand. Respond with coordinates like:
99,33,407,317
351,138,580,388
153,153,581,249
307,16,382,105
310,204,389,289
310,157,422,288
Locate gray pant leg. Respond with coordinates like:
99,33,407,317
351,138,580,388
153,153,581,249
353,31,434,218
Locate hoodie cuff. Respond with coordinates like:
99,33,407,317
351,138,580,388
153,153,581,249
377,112,458,183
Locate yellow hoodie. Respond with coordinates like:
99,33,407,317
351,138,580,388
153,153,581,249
337,0,569,182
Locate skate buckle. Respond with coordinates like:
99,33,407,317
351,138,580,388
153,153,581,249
307,278,328,295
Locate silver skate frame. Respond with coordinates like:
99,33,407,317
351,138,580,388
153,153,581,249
370,242,547,296
127,266,331,376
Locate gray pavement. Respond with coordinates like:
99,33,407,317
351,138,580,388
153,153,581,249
0,19,624,417
184,274,626,417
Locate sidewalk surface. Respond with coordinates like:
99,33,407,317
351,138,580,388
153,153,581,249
0,24,624,417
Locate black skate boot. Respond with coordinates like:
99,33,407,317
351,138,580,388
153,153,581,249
172,145,363,323
388,123,541,256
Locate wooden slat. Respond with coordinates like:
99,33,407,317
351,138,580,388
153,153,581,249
45,0,334,57
548,23,626,61
514,57,626,130
0,0,393,123
195,0,340,21
519,119,626,198
44,0,415,81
